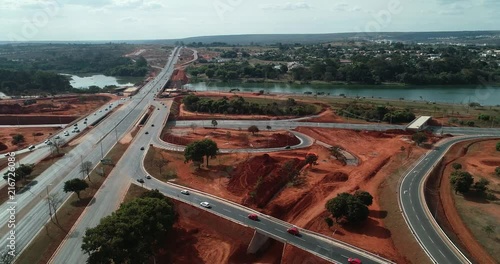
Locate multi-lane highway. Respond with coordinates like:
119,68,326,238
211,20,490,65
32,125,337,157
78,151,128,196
1,48,181,261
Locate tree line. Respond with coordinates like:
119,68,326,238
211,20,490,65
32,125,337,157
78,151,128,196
0,69,72,95
338,103,416,123
182,94,317,116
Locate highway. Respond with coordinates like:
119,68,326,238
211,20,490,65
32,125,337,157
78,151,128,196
399,135,498,264
0,48,181,261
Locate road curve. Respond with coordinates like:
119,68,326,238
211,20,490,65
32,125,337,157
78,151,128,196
399,135,499,264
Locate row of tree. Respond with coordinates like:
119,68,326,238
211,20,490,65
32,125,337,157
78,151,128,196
0,69,72,95
450,165,491,196
182,95,317,116
337,103,416,123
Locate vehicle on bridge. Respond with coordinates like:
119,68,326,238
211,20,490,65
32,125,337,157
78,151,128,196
248,214,258,221
200,202,211,208
287,226,299,235
348,257,362,264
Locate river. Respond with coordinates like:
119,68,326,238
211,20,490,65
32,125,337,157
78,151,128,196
186,82,500,106
61,74,143,89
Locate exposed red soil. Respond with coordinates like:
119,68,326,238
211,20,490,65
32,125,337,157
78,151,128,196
432,139,500,264
162,128,300,149
0,127,61,153
157,126,428,262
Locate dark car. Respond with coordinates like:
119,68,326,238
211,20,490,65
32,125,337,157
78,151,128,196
145,131,149,135
140,147,145,150
285,145,291,149
151,124,155,127
145,175,151,179
136,178,145,183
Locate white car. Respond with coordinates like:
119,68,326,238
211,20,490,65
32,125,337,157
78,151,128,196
200,202,211,208
28,145,35,151
55,135,60,139
180,190,189,195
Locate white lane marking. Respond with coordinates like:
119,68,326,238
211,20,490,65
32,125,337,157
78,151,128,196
274,228,285,233
319,246,328,251
223,208,231,213
341,254,349,259
239,214,246,218
297,237,306,242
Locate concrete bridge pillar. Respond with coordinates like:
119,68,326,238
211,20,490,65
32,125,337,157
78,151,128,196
247,230,270,254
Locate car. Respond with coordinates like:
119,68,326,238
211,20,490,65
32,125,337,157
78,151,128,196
28,145,35,151
151,124,155,127
248,214,258,221
73,123,78,126
136,178,145,183
157,108,160,110
44,139,50,144
140,147,144,150
145,131,149,135
200,202,211,208
285,145,291,149
75,129,80,133
180,190,190,195
145,175,151,179
348,258,362,264
64,132,69,136
287,227,299,235
55,135,60,139
83,122,87,125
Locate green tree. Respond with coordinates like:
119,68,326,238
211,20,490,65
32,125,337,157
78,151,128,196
482,225,495,238
450,170,474,194
63,178,89,200
82,192,175,264
473,178,489,194
12,134,25,145
184,139,219,168
205,69,215,78
325,193,350,223
324,217,334,228
3,163,35,183
305,153,318,168
495,167,500,177
412,132,428,146
354,190,373,206
452,163,462,170
496,141,500,151
248,125,259,135
211,119,218,128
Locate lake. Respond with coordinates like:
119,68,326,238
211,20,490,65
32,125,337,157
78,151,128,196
61,74,143,89
185,82,500,106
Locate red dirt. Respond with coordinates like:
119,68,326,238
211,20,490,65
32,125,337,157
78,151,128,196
0,127,61,153
157,126,425,262
162,128,300,149
436,139,499,264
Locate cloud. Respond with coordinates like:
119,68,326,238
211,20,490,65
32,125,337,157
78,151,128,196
119,16,140,23
331,2,361,12
1,0,59,10
260,2,311,11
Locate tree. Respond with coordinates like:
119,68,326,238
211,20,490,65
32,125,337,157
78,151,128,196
47,193,63,224
211,119,218,128
205,69,215,78
497,141,500,151
324,217,334,228
473,178,489,194
452,163,462,170
450,170,474,194
63,178,89,200
0,251,14,264
248,125,259,135
354,190,373,206
305,153,318,168
154,156,169,175
495,167,500,177
412,132,428,146
482,225,495,238
184,139,219,168
330,145,346,165
3,163,34,183
325,192,371,224
12,134,25,145
80,161,93,181
50,138,65,155
82,192,175,264
190,123,197,132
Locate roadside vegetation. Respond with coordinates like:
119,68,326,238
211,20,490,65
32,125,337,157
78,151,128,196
337,103,415,123
182,94,318,116
82,190,175,263
325,191,373,224
184,139,219,168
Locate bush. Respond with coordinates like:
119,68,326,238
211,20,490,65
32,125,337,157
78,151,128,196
495,167,500,177
452,163,462,170
496,142,500,151
324,217,334,228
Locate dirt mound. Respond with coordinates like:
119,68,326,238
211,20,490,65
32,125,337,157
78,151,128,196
323,172,349,182
254,132,301,148
162,133,192,146
228,154,279,196
480,159,500,167
242,158,306,208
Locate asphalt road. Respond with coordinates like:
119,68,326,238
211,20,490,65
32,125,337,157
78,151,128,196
1,48,181,261
49,49,181,264
399,135,499,264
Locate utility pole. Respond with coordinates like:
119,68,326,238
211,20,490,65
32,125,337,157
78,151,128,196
46,185,53,221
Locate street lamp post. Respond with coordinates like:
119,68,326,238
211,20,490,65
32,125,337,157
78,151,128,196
46,184,53,221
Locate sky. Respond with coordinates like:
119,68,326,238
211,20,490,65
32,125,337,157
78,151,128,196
0,0,499,41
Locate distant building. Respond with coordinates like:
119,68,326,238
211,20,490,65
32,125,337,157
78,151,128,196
339,59,353,65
